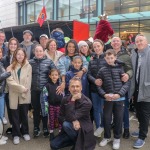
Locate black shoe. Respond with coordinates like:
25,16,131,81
43,129,49,138
33,127,41,137
123,128,130,139
49,133,54,141
6,127,12,134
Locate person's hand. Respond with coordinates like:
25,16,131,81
71,93,82,101
104,94,113,101
95,79,102,86
121,73,129,82
112,94,120,100
73,120,80,130
56,82,65,95
23,88,28,93
6,66,12,72
74,71,83,78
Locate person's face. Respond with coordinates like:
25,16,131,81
72,58,82,70
111,37,122,51
40,37,48,49
48,41,57,52
49,71,59,83
0,33,5,45
105,54,116,66
34,46,44,59
16,50,25,63
69,80,82,96
23,33,32,42
0,49,2,59
67,42,75,56
135,36,148,51
80,45,88,55
9,40,18,53
93,42,104,55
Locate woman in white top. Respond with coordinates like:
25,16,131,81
45,39,63,65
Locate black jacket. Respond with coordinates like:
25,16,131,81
97,63,129,97
29,56,56,91
87,53,107,92
46,79,63,106
0,62,11,94
1,55,12,69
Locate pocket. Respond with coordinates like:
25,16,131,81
143,82,150,98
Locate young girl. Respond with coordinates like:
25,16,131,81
7,48,32,145
65,55,89,97
41,69,63,141
29,44,56,138
0,48,11,145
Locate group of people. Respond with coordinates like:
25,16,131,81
0,29,150,150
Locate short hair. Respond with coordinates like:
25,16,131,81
135,34,147,41
93,39,104,47
111,36,121,43
69,76,82,86
0,30,5,36
49,68,60,75
72,55,83,62
105,49,117,57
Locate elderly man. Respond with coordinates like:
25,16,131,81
111,37,133,139
0,30,8,56
20,30,35,59
39,34,48,50
50,77,96,150
130,34,150,148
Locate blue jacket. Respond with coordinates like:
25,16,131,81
65,66,89,97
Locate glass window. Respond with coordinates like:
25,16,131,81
18,3,23,25
103,0,120,12
58,0,69,20
70,1,80,20
27,2,35,24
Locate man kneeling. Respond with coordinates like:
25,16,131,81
50,77,96,150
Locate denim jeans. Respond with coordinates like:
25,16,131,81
91,93,104,128
0,93,5,119
50,121,78,149
123,94,129,129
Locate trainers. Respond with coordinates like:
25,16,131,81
0,139,7,145
131,131,139,138
113,139,120,150
13,136,20,145
133,139,145,149
99,138,111,147
33,127,41,137
94,127,104,137
23,134,30,141
3,117,7,125
43,129,49,138
1,136,8,141
123,128,130,139
6,127,12,134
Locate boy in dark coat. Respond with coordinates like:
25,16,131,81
50,77,96,150
97,49,129,150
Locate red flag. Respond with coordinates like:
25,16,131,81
37,6,47,27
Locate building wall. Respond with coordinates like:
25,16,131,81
0,0,19,28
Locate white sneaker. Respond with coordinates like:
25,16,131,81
99,138,111,147
1,136,8,141
0,139,7,145
94,127,104,137
13,136,20,145
3,117,7,125
23,134,30,141
113,139,120,150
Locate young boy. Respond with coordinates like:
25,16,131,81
97,49,129,150
65,55,89,97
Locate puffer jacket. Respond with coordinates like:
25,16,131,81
87,53,107,92
97,63,129,98
0,62,11,94
29,56,56,91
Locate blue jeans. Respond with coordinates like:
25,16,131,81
91,93,104,128
123,94,129,129
0,94,5,119
50,121,78,149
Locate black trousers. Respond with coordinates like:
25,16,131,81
136,102,150,140
31,90,48,130
103,101,124,139
11,104,29,137
5,93,12,124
